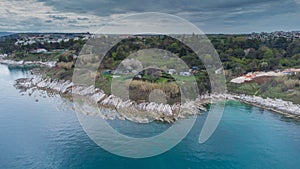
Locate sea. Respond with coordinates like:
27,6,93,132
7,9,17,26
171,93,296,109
0,63,300,169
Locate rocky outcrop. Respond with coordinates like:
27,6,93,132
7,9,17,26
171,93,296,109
231,94,300,117
198,93,300,117
15,76,300,123
15,76,210,123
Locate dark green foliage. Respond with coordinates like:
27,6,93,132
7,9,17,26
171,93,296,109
207,35,300,76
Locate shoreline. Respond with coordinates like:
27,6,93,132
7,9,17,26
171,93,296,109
14,76,211,123
0,59,56,68
12,70,300,123
229,94,300,118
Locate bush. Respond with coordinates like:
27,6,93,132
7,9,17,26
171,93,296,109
260,83,268,93
129,80,180,96
57,62,74,70
283,79,298,89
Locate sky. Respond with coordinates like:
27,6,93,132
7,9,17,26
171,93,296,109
0,0,300,34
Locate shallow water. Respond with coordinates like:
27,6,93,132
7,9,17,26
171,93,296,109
1,64,300,169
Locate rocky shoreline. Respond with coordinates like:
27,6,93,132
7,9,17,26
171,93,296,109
14,75,300,123
230,94,300,118
0,59,56,67
15,76,212,123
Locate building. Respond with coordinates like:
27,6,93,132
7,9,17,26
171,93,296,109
168,69,177,75
35,48,48,53
180,72,191,76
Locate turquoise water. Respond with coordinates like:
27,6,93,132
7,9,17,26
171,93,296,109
1,64,300,169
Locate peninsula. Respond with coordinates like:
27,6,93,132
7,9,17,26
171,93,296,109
1,32,300,122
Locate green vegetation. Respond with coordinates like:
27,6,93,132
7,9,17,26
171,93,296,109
208,35,300,76
228,74,300,104
0,33,86,62
1,33,300,104
8,52,61,62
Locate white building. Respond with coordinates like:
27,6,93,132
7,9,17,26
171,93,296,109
180,72,191,76
168,69,177,75
32,48,48,53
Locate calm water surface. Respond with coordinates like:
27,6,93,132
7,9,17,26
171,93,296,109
0,64,300,169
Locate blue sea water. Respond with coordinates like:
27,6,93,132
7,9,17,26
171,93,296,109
0,64,300,169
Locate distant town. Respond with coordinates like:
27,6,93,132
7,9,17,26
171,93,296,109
249,31,300,40
5,30,300,47
14,33,93,46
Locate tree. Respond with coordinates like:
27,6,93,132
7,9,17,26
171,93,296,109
259,61,268,70
263,48,274,59
233,48,245,58
287,40,300,56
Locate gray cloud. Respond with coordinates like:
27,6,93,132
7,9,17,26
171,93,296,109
49,15,68,20
77,17,89,21
35,0,300,33
1,0,300,33
36,0,282,16
68,20,78,24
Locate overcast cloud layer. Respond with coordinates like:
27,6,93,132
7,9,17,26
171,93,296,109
0,0,299,33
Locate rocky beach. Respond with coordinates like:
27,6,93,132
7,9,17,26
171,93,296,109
230,94,300,118
14,74,300,123
15,76,211,123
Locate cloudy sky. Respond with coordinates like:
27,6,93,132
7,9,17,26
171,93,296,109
0,0,300,33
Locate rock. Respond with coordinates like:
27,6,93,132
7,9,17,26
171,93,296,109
15,76,214,123
90,92,106,103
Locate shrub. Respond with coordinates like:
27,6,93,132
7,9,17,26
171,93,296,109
283,79,298,89
129,80,180,96
57,62,74,70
